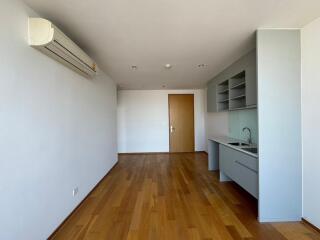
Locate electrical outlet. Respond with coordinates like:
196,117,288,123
72,187,78,197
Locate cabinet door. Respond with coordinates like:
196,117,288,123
219,145,237,179
207,81,217,112
245,51,257,106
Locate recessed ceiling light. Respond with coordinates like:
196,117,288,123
198,64,207,68
164,64,172,69
131,65,138,70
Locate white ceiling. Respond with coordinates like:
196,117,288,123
24,0,320,90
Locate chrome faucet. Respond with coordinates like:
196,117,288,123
242,127,252,144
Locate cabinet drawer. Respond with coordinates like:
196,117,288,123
232,160,258,198
219,144,258,198
233,149,258,172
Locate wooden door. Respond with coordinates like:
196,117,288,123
168,94,195,152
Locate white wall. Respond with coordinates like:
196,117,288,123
257,29,302,222
301,19,320,228
0,1,118,239
117,89,206,153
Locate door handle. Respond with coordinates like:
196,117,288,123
170,125,175,133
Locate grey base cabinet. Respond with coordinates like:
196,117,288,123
219,145,258,198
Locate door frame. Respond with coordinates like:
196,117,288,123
168,94,195,153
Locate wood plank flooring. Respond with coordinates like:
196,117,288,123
50,153,320,240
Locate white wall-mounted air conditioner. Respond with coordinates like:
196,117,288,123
28,18,97,77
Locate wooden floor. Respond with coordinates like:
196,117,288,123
50,153,320,240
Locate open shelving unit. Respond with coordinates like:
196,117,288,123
216,70,248,111
216,79,229,111
229,71,246,110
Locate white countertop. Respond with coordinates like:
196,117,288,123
208,136,258,158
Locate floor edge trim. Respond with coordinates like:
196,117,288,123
302,218,320,233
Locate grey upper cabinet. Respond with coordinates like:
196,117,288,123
244,51,257,106
206,49,257,112
207,81,217,112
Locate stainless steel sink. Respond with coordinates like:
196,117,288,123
242,147,258,154
228,142,249,146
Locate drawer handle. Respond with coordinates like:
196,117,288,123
235,160,258,173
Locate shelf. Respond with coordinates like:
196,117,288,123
230,94,246,100
218,106,229,112
228,104,257,111
218,85,229,92
230,70,246,90
230,81,246,89
218,89,229,94
219,98,229,103
218,79,229,86
217,79,229,106
217,79,229,95
217,101,229,112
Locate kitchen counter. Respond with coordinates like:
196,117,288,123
208,136,258,158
